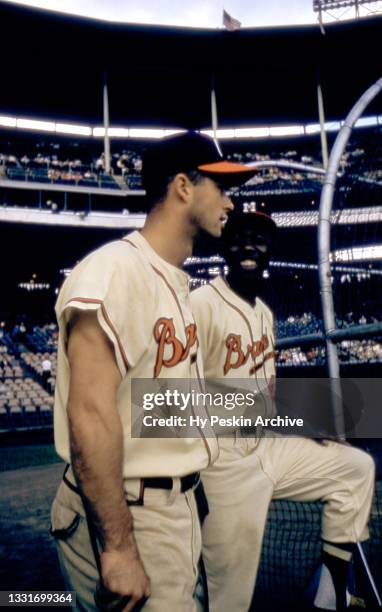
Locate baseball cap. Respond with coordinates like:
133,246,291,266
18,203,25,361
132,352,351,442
142,131,257,192
223,211,277,240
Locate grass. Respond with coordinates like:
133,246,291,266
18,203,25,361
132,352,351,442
0,443,62,472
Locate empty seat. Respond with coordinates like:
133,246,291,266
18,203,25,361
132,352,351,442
24,404,36,414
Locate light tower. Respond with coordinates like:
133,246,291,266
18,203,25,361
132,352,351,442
313,0,382,22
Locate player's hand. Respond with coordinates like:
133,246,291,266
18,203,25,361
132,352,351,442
98,548,151,611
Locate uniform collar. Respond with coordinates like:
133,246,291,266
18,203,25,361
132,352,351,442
125,230,190,290
211,275,258,314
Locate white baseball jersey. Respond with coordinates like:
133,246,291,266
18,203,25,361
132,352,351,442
191,275,276,432
54,230,218,478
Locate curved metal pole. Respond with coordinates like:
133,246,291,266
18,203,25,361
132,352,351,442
318,76,382,439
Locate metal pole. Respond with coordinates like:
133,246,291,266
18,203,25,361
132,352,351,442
317,81,329,169
210,82,223,157
103,81,111,174
318,76,382,439
356,542,382,607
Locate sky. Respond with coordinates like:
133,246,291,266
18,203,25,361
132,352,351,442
4,0,338,28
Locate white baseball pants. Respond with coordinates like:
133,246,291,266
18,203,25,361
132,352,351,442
201,435,375,612
51,477,201,611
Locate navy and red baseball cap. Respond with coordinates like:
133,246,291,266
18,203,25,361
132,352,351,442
223,211,277,240
142,131,257,192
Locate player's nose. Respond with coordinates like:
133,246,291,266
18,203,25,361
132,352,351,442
224,196,234,212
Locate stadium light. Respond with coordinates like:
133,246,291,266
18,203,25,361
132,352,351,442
1,110,382,141
93,127,106,137
0,115,16,127
164,129,186,137
55,123,92,136
109,128,131,137
17,118,55,132
129,129,166,139
313,0,381,10
201,129,236,139
234,127,270,138
324,121,342,132
305,124,321,134
93,127,130,137
269,126,304,137
354,116,378,128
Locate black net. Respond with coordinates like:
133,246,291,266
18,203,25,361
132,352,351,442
251,480,382,611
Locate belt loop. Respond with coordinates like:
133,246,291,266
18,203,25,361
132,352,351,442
128,479,145,507
169,477,181,503
63,464,80,495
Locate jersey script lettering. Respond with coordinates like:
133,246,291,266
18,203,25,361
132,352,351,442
223,332,271,375
153,318,197,377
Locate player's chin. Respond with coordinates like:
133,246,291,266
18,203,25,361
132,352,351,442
208,223,224,238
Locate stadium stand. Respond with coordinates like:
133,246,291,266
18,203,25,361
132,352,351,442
1,125,382,197
0,329,54,432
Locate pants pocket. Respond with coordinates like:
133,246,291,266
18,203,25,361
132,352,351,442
50,499,82,541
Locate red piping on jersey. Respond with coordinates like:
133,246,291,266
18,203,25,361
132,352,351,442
207,283,271,405
149,265,212,466
250,351,275,374
121,237,213,465
259,312,273,385
122,238,137,249
209,283,255,344
150,264,187,328
122,237,187,329
65,297,130,372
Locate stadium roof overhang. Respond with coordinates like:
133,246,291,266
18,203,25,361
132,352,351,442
1,2,382,129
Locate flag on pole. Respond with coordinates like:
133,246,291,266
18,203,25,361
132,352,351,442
222,9,242,31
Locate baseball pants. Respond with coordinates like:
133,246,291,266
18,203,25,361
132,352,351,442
201,434,375,612
51,476,201,611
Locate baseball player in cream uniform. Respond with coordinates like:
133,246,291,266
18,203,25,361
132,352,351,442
50,132,257,611
191,212,375,612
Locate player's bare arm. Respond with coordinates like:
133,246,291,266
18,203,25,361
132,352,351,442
67,310,151,609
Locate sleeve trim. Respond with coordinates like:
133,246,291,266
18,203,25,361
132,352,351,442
64,297,130,374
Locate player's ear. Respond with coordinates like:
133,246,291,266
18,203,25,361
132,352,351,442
171,173,193,203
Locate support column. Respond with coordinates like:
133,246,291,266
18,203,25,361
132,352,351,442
103,81,111,174
317,80,329,169
210,79,222,156
318,75,382,439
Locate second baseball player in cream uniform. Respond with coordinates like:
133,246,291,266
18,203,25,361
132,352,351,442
191,212,375,612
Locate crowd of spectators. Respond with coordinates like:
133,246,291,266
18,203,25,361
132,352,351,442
277,346,326,367
25,323,58,353
276,312,322,338
0,147,323,192
336,312,381,328
339,339,382,364
277,339,382,367
277,311,380,338
1,126,381,194
275,311,382,366
0,148,143,190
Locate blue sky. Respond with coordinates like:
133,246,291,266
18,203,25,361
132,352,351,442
5,0,322,27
